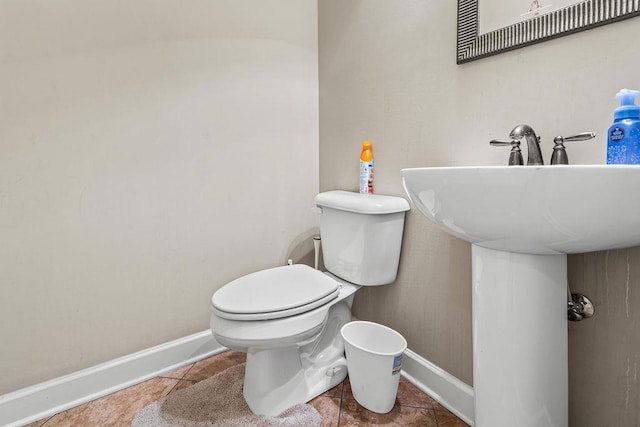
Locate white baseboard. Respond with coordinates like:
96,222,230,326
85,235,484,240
401,348,475,426
0,330,474,427
0,330,224,427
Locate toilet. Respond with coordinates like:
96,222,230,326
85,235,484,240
210,190,410,416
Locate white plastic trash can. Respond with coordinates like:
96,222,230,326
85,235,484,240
341,321,407,414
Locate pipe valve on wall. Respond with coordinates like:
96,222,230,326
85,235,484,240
568,291,594,322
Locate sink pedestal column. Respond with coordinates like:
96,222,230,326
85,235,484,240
472,245,568,427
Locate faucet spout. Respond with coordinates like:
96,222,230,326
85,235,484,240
509,124,544,165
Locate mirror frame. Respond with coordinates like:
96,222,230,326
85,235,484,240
457,0,640,64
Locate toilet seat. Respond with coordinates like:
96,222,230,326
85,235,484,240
212,265,340,321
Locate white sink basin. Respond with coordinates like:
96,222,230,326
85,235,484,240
402,164,640,426
402,165,640,255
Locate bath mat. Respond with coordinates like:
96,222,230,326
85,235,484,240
131,363,321,427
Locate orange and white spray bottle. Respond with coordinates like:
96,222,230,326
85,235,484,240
359,140,374,194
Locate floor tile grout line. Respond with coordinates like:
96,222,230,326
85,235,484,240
336,380,345,427
39,415,53,426
164,378,183,397
433,407,441,426
158,362,196,381
397,402,436,410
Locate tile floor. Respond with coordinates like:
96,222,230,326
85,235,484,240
25,350,470,427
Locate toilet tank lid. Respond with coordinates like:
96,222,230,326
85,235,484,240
315,191,410,214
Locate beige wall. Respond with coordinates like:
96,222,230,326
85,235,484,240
318,1,640,425
0,0,318,394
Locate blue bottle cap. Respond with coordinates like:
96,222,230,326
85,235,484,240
614,89,640,120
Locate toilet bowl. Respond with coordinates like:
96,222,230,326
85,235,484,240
212,265,358,415
210,191,410,416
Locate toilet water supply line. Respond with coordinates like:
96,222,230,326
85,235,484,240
313,236,321,270
286,236,320,269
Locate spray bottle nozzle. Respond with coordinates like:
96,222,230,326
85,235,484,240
614,89,640,120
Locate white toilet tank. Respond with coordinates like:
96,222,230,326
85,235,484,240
315,191,410,286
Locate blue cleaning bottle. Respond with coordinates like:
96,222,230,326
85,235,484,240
607,89,640,164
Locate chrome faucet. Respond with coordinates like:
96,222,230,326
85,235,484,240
490,124,543,166
491,126,596,166
509,124,544,165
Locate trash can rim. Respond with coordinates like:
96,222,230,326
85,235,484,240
340,320,407,356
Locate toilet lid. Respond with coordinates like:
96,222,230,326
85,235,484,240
212,264,340,321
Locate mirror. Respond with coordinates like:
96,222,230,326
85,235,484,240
457,0,640,64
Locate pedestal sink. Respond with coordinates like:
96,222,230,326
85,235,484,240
401,165,640,427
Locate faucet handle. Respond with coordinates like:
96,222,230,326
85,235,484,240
490,139,523,165
550,132,596,165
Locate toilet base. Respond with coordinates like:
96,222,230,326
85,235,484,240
243,301,352,416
